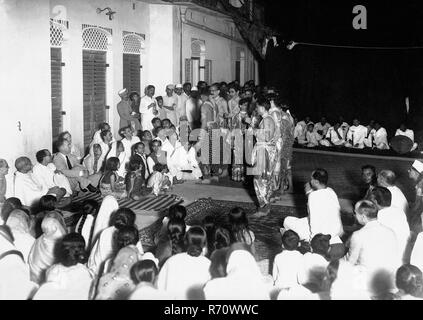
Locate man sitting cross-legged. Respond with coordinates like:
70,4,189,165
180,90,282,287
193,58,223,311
53,139,100,193
14,156,65,208
283,168,345,260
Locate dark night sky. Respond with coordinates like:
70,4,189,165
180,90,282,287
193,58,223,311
257,0,423,139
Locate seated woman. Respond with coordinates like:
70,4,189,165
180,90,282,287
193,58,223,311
95,226,142,300
228,207,256,257
5,209,35,263
155,218,186,268
28,211,67,284
99,157,127,200
75,199,100,251
129,256,172,300
33,233,93,300
107,140,128,179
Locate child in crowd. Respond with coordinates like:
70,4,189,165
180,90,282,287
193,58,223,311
298,233,331,291
125,160,149,201
0,159,9,204
228,207,256,256
272,230,304,290
99,157,127,200
147,163,172,197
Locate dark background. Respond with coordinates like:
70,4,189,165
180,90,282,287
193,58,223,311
258,0,423,140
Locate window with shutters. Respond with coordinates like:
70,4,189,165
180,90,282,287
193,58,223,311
122,33,143,94
50,19,66,145
205,59,212,84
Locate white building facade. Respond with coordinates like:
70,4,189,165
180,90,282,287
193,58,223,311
0,0,258,194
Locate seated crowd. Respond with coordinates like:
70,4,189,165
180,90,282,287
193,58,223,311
294,116,419,154
0,157,422,300
1,79,423,300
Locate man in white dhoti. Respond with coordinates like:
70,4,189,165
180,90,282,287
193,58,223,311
345,119,367,149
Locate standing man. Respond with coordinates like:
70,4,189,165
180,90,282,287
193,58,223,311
174,84,188,127
251,96,277,217
210,83,229,128
140,85,158,132
162,84,178,126
117,88,141,133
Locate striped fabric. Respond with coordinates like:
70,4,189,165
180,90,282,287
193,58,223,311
73,193,183,211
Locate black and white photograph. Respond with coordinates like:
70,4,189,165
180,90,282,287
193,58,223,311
1,0,423,306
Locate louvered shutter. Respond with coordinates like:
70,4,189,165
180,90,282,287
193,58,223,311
123,53,141,93
50,47,63,144
83,50,107,148
185,58,192,83
205,59,212,84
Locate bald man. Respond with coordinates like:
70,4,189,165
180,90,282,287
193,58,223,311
14,157,64,207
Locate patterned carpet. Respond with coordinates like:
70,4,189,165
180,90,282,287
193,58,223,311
139,197,306,264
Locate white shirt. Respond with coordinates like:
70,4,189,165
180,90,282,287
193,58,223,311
395,128,414,142
121,136,140,163
298,252,329,286
168,146,201,180
373,127,389,149
175,93,188,125
14,171,49,207
140,95,157,131
273,250,304,289
157,252,211,300
308,187,343,240
377,206,410,264
347,125,367,148
314,122,331,137
162,95,178,126
325,127,345,145
32,162,72,196
347,220,399,273
387,186,409,213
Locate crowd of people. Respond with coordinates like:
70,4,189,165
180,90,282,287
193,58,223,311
1,78,423,300
293,116,419,154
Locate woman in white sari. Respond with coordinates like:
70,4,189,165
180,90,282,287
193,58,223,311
6,209,35,263
90,195,119,249
107,140,128,179
28,211,67,284
33,233,94,300
88,208,143,277
0,225,37,299
203,243,270,300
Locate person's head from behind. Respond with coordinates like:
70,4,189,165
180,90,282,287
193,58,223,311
1,197,22,222
354,199,378,225
168,204,187,221
399,123,407,132
310,168,328,189
15,157,33,174
81,199,99,217
115,225,139,251
111,208,136,230
377,170,396,188
130,260,159,285
310,233,331,257
281,230,300,251
361,165,377,185
36,149,52,166
228,207,249,232
167,218,186,256
39,194,57,211
367,186,392,208
185,226,207,257
396,264,423,297
255,95,271,116
213,226,231,250
105,157,120,173
57,233,87,267
374,121,381,131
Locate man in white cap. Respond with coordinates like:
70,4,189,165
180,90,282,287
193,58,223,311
174,84,187,127
117,88,140,132
162,84,178,126
140,85,158,132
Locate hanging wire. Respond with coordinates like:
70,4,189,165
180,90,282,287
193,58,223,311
286,40,423,50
